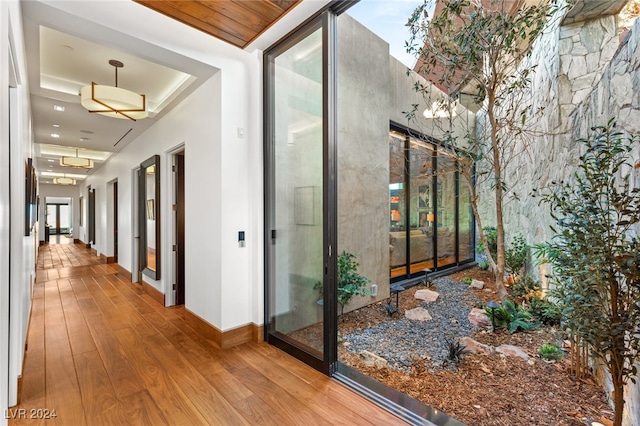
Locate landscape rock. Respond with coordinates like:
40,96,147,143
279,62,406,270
414,289,440,302
359,350,388,368
460,337,494,355
468,308,491,328
496,344,530,361
469,279,485,289
405,307,432,321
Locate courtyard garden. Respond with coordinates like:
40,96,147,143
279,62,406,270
337,267,613,426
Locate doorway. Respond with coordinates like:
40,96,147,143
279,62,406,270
174,151,185,305
113,181,118,263
46,203,71,235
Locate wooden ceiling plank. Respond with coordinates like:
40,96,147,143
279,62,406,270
269,0,299,12
197,1,272,33
231,0,286,21
238,0,302,48
135,0,301,49
134,1,248,47
159,1,258,44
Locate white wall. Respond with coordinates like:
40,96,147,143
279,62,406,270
35,0,266,332
0,2,12,421
2,0,37,419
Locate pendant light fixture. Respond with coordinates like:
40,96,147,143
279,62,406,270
60,149,94,169
80,59,147,121
53,174,76,185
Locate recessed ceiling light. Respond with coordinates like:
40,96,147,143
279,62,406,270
79,137,89,142
47,159,54,162
51,133,60,138
53,105,65,112
52,124,60,128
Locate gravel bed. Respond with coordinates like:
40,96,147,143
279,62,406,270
342,277,483,372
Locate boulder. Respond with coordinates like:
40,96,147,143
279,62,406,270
414,289,440,302
405,307,433,321
460,337,494,355
359,350,388,368
496,344,530,361
468,307,492,328
469,279,485,289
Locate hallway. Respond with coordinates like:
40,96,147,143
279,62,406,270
10,242,406,425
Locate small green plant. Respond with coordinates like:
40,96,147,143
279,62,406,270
538,343,563,360
478,260,490,270
511,275,542,301
484,300,540,333
314,251,370,316
445,338,470,365
504,235,528,277
476,226,497,260
382,301,398,317
529,297,562,326
462,277,473,285
484,305,511,329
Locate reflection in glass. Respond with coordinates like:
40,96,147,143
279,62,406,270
140,155,160,280
269,27,324,356
458,168,474,262
146,165,156,272
436,152,457,268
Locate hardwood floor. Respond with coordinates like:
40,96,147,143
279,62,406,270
10,242,407,425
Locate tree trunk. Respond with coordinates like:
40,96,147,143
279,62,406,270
612,371,625,426
486,91,508,301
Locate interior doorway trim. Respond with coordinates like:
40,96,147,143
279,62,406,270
165,143,185,306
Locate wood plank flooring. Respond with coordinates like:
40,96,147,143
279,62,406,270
10,242,407,425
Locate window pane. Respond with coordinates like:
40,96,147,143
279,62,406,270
436,152,456,267
269,27,324,356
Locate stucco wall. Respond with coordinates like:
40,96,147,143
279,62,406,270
337,13,392,311
336,14,476,313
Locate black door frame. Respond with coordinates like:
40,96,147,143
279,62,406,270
263,9,338,375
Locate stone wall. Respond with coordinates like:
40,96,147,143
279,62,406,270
476,3,640,423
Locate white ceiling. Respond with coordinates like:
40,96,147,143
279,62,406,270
21,1,218,185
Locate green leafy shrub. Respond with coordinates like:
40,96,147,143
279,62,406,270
476,226,497,260
529,297,562,326
537,121,640,426
462,277,473,285
484,300,540,333
538,343,562,360
504,235,528,277
478,260,490,270
511,275,543,301
314,251,370,316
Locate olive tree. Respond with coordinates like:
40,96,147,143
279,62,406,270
538,121,640,426
406,0,558,299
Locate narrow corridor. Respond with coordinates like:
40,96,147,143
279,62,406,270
9,242,406,425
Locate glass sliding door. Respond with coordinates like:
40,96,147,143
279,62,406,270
265,16,335,373
436,151,457,268
409,137,435,274
59,204,70,234
45,204,57,235
45,203,71,235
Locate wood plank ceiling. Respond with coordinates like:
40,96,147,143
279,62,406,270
134,0,301,49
